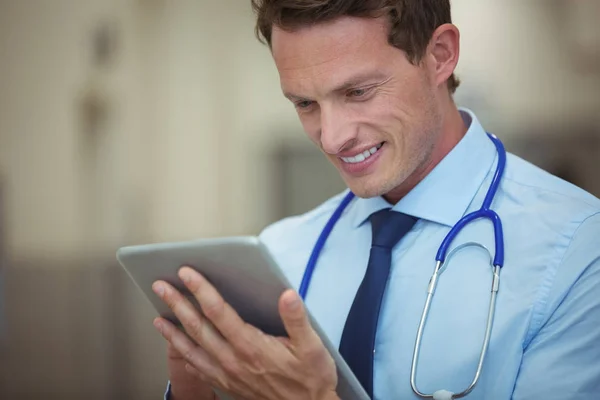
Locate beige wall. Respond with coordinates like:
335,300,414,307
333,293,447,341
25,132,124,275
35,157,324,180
1,0,599,261
0,0,152,260
0,0,299,261
453,0,600,133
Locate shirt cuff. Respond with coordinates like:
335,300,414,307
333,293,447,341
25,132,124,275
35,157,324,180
164,380,172,400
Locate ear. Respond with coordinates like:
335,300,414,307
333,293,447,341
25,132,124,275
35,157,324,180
427,23,460,89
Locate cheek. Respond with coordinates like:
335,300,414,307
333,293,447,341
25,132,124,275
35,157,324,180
355,96,411,135
385,71,434,118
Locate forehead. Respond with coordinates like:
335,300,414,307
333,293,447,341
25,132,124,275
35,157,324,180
271,16,399,95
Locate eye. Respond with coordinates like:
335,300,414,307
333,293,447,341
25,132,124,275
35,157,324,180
347,87,371,98
295,100,315,109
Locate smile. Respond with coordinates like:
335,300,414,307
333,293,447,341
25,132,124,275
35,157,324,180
340,143,384,164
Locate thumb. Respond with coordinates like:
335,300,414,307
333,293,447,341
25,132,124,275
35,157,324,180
279,289,318,347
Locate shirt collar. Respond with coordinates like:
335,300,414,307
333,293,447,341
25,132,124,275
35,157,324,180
350,108,497,228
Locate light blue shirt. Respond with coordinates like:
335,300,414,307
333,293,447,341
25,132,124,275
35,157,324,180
164,109,600,399
258,109,600,400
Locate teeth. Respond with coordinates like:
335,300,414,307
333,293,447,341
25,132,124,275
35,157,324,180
341,143,383,164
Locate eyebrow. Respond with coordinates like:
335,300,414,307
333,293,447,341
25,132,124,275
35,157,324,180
284,71,390,101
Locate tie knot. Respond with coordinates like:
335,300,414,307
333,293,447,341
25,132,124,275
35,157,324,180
369,209,417,249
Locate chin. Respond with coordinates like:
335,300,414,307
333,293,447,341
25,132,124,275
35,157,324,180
345,179,389,199
345,172,409,200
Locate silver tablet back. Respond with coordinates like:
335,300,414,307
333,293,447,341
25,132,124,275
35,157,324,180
117,236,370,400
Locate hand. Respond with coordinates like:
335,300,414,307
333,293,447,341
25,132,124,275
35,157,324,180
151,266,339,400
166,342,216,400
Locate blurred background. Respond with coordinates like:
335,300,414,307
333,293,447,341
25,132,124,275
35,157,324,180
0,0,599,398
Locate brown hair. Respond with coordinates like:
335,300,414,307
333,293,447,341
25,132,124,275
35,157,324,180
251,0,460,93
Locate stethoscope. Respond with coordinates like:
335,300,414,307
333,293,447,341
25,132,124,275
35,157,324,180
298,133,506,400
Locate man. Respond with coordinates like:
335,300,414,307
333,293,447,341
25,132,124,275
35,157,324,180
152,1,600,399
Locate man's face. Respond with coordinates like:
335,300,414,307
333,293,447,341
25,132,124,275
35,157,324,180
272,16,444,199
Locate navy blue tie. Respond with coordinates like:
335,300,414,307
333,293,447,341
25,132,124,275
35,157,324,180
339,209,417,398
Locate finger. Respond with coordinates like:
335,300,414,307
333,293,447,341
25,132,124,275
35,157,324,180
167,341,212,362
177,267,250,348
154,317,220,378
279,290,321,349
185,363,209,380
153,281,234,362
274,336,293,348
167,342,183,359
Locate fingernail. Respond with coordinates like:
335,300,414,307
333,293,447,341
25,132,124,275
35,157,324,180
285,293,300,310
153,319,163,333
179,268,191,283
153,283,165,296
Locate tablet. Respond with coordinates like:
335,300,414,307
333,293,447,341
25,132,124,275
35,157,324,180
116,236,370,400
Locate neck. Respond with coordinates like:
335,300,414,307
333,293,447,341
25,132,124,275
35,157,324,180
383,104,467,204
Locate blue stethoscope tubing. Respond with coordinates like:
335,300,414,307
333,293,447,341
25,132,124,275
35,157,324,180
436,133,506,266
298,132,507,399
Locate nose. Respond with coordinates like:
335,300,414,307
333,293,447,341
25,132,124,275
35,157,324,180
319,103,357,155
